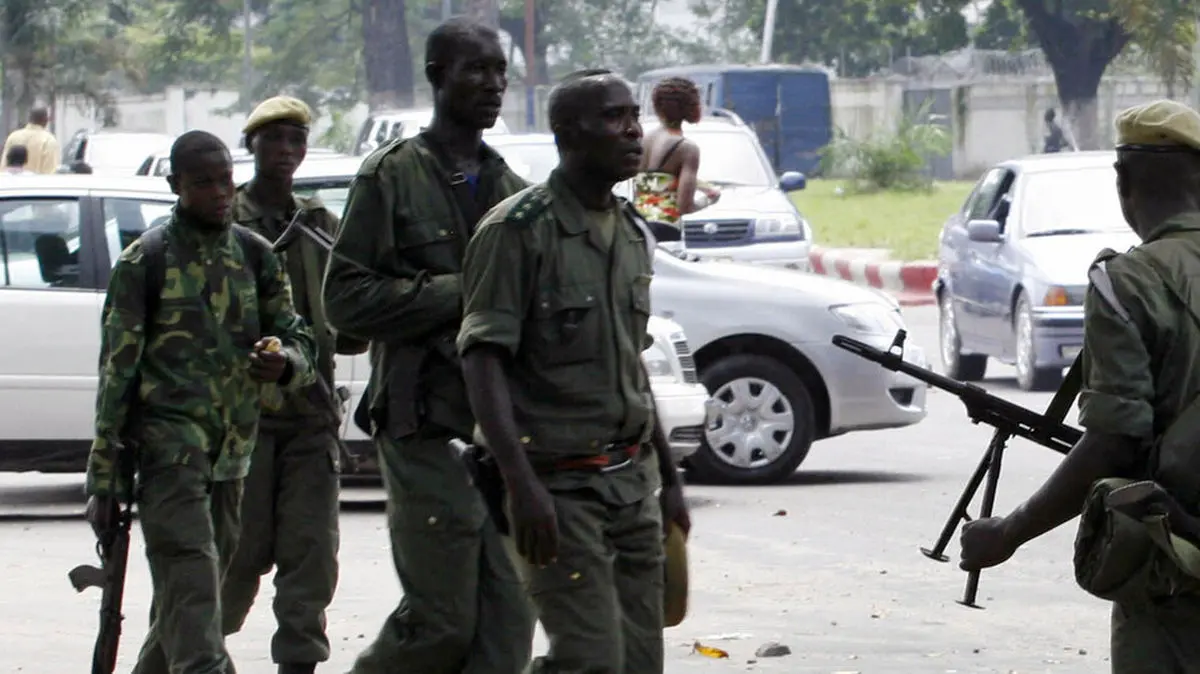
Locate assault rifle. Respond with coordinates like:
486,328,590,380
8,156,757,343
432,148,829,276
832,330,1082,608
69,448,137,674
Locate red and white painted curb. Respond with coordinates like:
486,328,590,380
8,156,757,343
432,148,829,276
808,246,937,307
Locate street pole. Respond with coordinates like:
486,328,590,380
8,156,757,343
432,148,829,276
442,0,452,21
760,0,779,65
242,0,253,112
525,0,535,131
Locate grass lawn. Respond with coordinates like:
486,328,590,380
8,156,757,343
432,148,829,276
790,179,976,261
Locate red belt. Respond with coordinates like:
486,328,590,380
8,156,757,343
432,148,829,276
545,443,641,473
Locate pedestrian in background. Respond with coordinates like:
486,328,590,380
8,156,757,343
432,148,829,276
3,145,31,175
2,107,59,174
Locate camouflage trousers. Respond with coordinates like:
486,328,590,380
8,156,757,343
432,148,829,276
349,430,534,674
514,469,666,674
1112,594,1200,673
131,464,243,674
221,423,340,665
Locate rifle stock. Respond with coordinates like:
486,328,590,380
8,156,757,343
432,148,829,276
832,330,1084,608
71,492,133,674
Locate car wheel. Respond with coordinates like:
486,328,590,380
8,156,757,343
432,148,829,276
939,292,987,381
688,354,816,485
1014,293,1063,392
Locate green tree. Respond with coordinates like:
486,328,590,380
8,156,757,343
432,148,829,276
973,0,1029,50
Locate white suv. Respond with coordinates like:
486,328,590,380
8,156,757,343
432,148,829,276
353,108,510,156
0,174,709,474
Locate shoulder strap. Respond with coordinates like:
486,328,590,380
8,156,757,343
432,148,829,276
654,137,686,172
417,132,487,231
139,225,168,321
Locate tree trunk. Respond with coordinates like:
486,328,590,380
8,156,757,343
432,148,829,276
362,0,414,111
1015,1,1129,150
498,9,550,86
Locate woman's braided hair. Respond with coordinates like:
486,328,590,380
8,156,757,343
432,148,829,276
652,77,702,126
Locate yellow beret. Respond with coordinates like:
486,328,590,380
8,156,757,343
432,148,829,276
243,96,313,135
663,521,689,627
1114,99,1200,151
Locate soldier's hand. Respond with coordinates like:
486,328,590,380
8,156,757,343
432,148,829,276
660,482,691,537
249,337,288,382
509,476,559,567
959,516,1018,571
85,495,120,540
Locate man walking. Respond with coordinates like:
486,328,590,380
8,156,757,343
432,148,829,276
323,16,534,674
2,107,59,174
961,99,1200,671
85,130,318,674
457,69,692,674
221,96,368,674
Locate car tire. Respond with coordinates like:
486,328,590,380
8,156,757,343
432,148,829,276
939,292,987,381
1014,293,1063,392
688,354,816,486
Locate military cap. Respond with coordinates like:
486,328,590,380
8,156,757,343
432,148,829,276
1114,99,1200,152
663,521,689,627
243,95,313,135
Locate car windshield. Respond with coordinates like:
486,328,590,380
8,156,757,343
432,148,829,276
1019,167,1129,236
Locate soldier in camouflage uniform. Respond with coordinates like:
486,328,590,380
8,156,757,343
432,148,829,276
220,96,369,674
458,69,691,674
960,100,1200,672
84,130,318,674
322,17,534,674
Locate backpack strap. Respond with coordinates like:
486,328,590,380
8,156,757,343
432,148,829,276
138,224,169,321
230,223,266,283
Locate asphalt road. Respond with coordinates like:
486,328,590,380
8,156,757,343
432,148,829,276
0,305,1111,673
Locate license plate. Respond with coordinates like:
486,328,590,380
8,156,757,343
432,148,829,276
1060,345,1082,359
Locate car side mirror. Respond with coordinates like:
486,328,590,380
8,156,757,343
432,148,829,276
966,219,1003,243
779,171,806,192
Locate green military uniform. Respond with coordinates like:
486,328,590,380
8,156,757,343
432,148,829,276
221,179,362,664
1076,100,1200,672
457,168,666,673
86,208,317,674
322,132,534,673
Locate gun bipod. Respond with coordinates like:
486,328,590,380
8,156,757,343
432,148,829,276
919,426,1011,609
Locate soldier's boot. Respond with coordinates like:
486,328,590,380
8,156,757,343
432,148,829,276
278,663,316,674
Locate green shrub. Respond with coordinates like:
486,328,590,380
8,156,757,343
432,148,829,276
819,100,952,193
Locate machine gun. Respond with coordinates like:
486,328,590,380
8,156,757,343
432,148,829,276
69,450,137,674
832,330,1082,608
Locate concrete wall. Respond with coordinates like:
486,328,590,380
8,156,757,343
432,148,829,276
830,75,1177,180
48,84,550,155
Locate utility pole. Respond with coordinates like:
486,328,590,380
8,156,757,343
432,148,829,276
242,0,253,112
759,0,779,64
525,0,535,131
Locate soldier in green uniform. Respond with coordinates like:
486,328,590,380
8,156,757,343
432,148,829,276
322,17,534,674
960,99,1200,672
220,96,369,674
457,69,692,674
84,130,318,674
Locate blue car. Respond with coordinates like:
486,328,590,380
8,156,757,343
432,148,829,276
933,151,1138,391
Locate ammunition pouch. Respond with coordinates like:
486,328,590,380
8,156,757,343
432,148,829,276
454,440,510,536
1074,478,1159,605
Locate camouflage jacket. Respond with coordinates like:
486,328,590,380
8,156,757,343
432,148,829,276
233,184,367,430
323,133,527,440
86,208,317,498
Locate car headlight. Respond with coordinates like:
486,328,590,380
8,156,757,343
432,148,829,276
754,213,802,237
641,340,677,381
829,303,905,335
